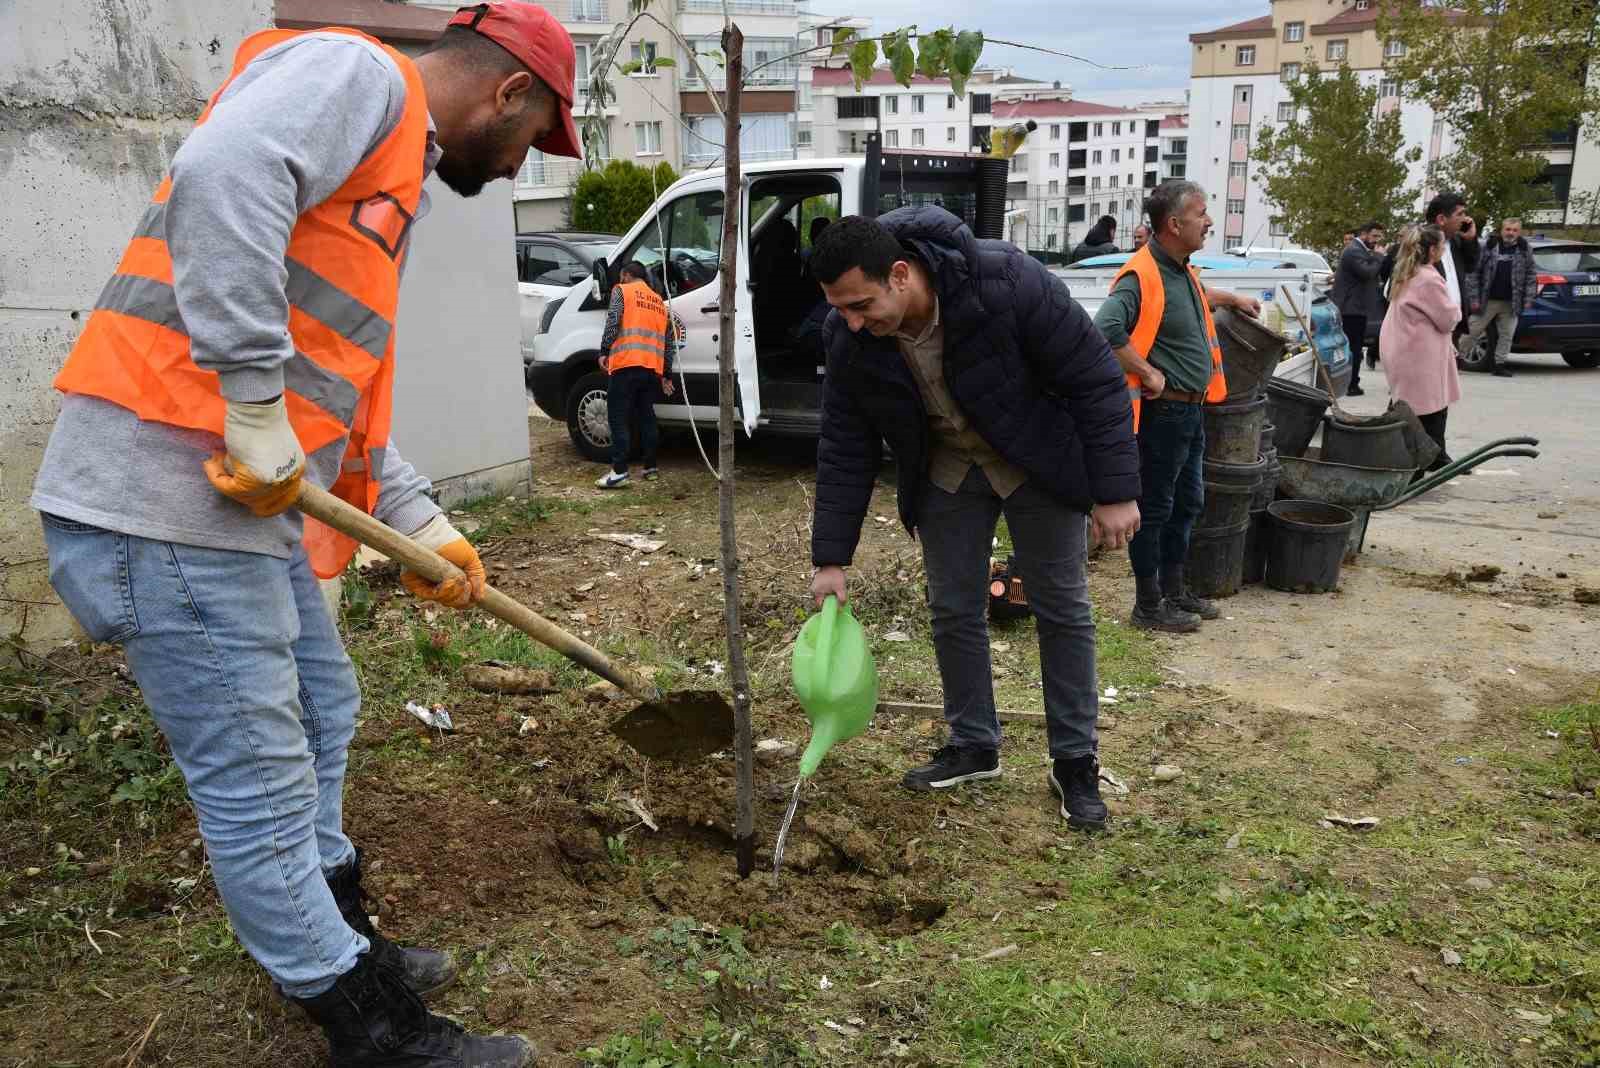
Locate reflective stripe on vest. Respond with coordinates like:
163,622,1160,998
1109,245,1227,433
52,27,430,579
608,282,669,374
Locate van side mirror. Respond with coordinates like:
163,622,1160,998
591,257,612,301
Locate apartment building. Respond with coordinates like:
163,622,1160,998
1159,115,1188,182
806,67,1055,160
1188,0,1600,253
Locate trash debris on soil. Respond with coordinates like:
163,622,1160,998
1224,828,1244,850
1453,756,1473,765
1441,948,1463,966
1575,587,1600,605
1098,767,1130,795
1465,564,1502,583
1538,511,1560,519
964,943,1020,963
404,701,454,731
1320,813,1379,831
462,661,557,695
823,1019,861,1038
1152,764,1183,782
882,630,911,643
626,795,658,832
586,531,666,553
1513,1009,1553,1027
518,716,540,735
818,975,833,991
1464,876,1494,891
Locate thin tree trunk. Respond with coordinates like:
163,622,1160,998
716,24,756,878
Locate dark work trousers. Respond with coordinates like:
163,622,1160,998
1127,398,1205,580
606,366,661,474
1418,408,1450,470
916,467,1098,760
1340,310,1367,392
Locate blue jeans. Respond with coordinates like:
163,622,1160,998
1128,399,1206,579
916,468,1098,759
607,366,661,474
41,515,367,997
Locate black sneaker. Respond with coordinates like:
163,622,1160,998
1131,600,1201,633
1167,589,1220,620
1491,367,1514,378
902,745,1001,791
1049,757,1108,831
1346,384,1366,397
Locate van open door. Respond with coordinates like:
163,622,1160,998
733,178,761,434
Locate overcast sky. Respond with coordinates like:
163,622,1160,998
829,0,1267,98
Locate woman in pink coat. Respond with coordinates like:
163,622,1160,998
1380,223,1461,467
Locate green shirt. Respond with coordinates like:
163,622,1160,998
1092,241,1214,393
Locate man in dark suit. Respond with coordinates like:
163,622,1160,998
1332,221,1386,396
1381,192,1479,340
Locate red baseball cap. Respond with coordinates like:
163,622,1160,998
448,3,583,159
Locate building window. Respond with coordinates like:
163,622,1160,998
795,123,812,148
885,129,899,147
1277,101,1294,122
1171,162,1186,177
1172,138,1187,154
1237,45,1256,66
1069,203,1085,222
1356,0,1370,7
1281,62,1301,81
971,93,992,114
1050,124,1061,140
1049,152,1061,167
1092,149,1102,164
1270,218,1288,236
1110,175,1119,188
947,126,957,143
1090,201,1100,216
1048,206,1060,225
1091,177,1101,191
1327,39,1347,62
1431,117,1445,140
1229,161,1247,179
629,41,658,74
1385,39,1407,59
1111,148,1120,163
1227,198,1245,214
1093,122,1104,137
1284,21,1304,43
947,93,957,109
1048,179,1060,194
913,95,926,113
912,127,925,146
1113,121,1122,135
634,120,662,154
1047,233,1058,250
1232,123,1249,142
1127,173,1134,186
1379,78,1398,98
1236,85,1251,104
886,95,899,114
837,96,879,119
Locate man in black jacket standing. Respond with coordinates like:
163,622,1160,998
1459,217,1537,378
1382,192,1479,338
1332,222,1387,396
805,209,1142,830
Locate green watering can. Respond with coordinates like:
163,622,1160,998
791,595,878,776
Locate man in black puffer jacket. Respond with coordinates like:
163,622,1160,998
806,208,1141,830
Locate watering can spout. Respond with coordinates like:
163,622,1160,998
791,596,878,777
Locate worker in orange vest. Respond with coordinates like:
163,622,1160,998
595,260,678,488
28,6,581,1064
1093,181,1261,634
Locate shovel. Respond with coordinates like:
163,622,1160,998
295,482,734,761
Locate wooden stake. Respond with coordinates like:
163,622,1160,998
716,24,756,879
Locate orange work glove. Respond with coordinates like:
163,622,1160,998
202,397,306,517
401,514,487,609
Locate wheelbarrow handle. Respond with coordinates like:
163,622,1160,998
1379,447,1540,509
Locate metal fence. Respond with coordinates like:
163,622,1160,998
514,157,612,194
680,0,796,12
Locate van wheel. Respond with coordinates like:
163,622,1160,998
565,371,613,462
1562,350,1600,369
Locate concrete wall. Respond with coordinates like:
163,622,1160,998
0,0,274,647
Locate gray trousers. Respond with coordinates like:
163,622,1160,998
916,467,1099,759
1458,298,1517,361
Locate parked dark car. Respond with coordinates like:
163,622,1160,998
515,231,619,288
1459,236,1600,370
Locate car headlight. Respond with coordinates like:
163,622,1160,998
539,294,565,336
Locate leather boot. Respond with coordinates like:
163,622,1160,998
328,849,457,997
1161,565,1220,620
295,954,535,1067
1130,574,1200,633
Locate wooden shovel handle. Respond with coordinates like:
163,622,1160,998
294,482,660,702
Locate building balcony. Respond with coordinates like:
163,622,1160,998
682,63,802,90
679,0,796,13
514,157,610,200
551,0,611,24
1161,151,1186,160
684,145,795,165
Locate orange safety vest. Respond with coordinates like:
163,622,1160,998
1110,245,1227,432
606,281,670,375
53,27,430,579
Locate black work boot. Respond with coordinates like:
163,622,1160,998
296,954,535,1068
328,849,457,998
1130,574,1200,633
1161,566,1220,621
902,745,1001,791
1049,756,1108,831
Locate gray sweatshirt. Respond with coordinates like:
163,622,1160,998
31,33,443,556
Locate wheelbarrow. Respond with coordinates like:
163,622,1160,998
1355,436,1541,556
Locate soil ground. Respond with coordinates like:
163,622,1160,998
2,412,1597,1067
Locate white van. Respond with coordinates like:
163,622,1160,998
527,144,1333,461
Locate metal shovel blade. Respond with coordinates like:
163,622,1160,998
608,689,735,762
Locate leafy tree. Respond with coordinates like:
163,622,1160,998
1251,63,1421,254
568,160,680,235
1381,0,1600,223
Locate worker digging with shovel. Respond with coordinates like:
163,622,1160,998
29,4,582,1064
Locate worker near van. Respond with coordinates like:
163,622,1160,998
1094,180,1261,634
29,5,583,1064
596,260,677,488
807,208,1141,831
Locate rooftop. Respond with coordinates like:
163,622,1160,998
993,98,1134,119
1188,14,1272,42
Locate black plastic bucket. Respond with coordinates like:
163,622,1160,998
1187,518,1250,599
1241,461,1278,585
1203,453,1268,489
1216,308,1290,401
1320,415,1413,469
1264,378,1331,459
1199,478,1253,529
1264,499,1356,594
1203,394,1267,464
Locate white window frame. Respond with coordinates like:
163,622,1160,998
1048,206,1060,225
912,95,926,113
1110,175,1119,188
1232,123,1250,142
1227,198,1245,215
634,120,663,155
1284,21,1304,43
1236,85,1252,104
795,123,812,148
1051,124,1061,140
1049,152,1061,167
1277,101,1295,122
947,93,956,109
1379,78,1399,99
629,41,658,76
1356,0,1370,8
1237,45,1256,66
1048,179,1060,194
1327,39,1347,62
885,128,900,147
886,95,900,114
1229,161,1247,179
1092,149,1102,164
1111,148,1120,163
911,127,925,147
1091,177,1102,191
1281,62,1301,82
1385,39,1407,59
1270,218,1288,237
947,126,957,143
1093,122,1104,137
